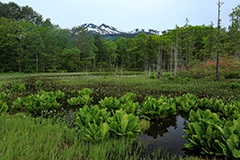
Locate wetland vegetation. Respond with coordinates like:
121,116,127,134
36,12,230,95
1,72,240,159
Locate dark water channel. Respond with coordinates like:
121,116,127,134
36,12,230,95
138,113,189,156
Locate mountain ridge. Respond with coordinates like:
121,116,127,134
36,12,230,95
80,23,163,36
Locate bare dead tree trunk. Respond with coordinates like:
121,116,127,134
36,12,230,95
18,52,21,73
174,25,178,78
145,53,148,76
36,52,38,72
86,64,88,77
157,45,163,78
148,66,151,77
216,0,224,81
121,55,123,77
170,45,173,76
114,64,118,77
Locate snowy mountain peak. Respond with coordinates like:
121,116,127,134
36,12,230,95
130,28,162,35
80,23,163,36
81,23,122,35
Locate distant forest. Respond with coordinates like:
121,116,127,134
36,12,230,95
0,1,239,74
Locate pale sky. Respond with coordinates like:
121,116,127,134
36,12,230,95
1,0,239,31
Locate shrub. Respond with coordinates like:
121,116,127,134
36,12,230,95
23,69,33,73
78,88,93,96
140,96,177,120
229,82,240,89
225,72,240,79
23,91,61,115
67,95,92,106
168,75,175,80
180,56,240,78
35,80,43,86
0,101,8,115
0,93,9,102
13,83,26,92
109,109,141,141
150,72,156,79
119,93,137,104
99,97,121,114
184,109,240,159
75,105,110,143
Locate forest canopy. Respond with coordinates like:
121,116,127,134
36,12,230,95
0,1,239,75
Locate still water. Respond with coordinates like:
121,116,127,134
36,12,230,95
138,114,189,156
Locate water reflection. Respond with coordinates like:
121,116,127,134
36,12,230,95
138,113,189,156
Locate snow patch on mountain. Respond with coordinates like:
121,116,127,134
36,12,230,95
81,23,164,36
81,23,123,35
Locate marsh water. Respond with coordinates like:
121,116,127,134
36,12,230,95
138,113,189,156
10,76,192,157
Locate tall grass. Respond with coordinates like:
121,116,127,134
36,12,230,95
0,114,203,160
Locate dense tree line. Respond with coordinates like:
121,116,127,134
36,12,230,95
0,2,239,75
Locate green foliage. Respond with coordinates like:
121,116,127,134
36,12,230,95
53,90,65,100
67,88,93,106
23,91,61,115
75,105,110,127
121,101,141,115
184,108,240,159
225,72,240,79
183,109,225,155
67,94,92,106
175,93,198,112
119,93,137,104
13,83,26,92
0,114,189,160
75,105,110,143
150,72,157,79
78,88,93,96
12,97,25,112
99,97,121,114
0,92,9,102
35,80,43,86
0,101,8,115
229,82,240,89
168,75,175,80
109,109,141,141
141,96,177,120
82,122,110,143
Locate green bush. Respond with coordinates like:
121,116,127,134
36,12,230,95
229,82,240,89
168,75,175,80
13,83,26,92
78,88,93,96
0,101,8,115
184,109,240,159
12,97,25,112
99,97,121,114
67,94,92,106
23,92,61,115
141,96,177,120
120,101,141,115
119,93,137,104
225,72,240,79
23,69,33,73
75,105,110,143
0,93,9,102
109,109,141,141
35,80,43,86
174,93,198,112
150,72,157,79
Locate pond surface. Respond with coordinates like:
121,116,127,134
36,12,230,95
138,114,189,156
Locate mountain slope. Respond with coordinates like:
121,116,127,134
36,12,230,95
80,23,163,37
